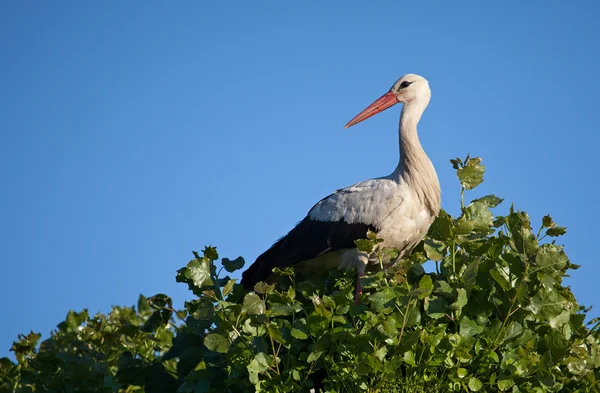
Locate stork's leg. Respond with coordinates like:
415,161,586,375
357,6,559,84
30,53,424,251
339,249,370,304
354,274,363,304
354,251,369,304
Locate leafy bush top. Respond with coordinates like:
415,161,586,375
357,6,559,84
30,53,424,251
2,157,599,393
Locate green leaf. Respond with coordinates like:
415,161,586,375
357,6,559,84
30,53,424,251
457,157,485,190
287,286,296,300
538,352,556,388
267,324,287,346
291,328,308,340
490,269,511,291
142,309,172,332
429,210,453,241
462,260,479,290
247,353,271,385
385,248,399,260
403,351,416,366
546,226,567,236
222,256,245,273
472,194,503,208
540,215,566,236
307,350,325,363
379,315,398,337
537,273,555,289
355,238,375,253
408,263,425,281
222,279,236,297
374,346,387,361
242,293,265,315
457,367,468,378
549,309,570,329
203,333,230,353
147,293,173,308
500,321,523,343
57,310,89,332
411,275,433,299
449,288,468,313
527,290,568,322
118,351,134,370
497,375,514,391
435,280,453,296
450,157,461,169
542,214,555,228
369,287,396,312
535,244,568,273
177,259,213,290
253,352,272,370
506,211,539,255
137,295,150,315
488,351,499,363
405,306,422,328
272,266,294,277
268,304,294,317
424,239,445,261
203,246,219,261
460,316,484,337
455,215,474,235
465,201,494,232
187,297,214,320
468,377,483,391
291,369,301,381
243,318,265,336
254,282,275,294
366,230,379,240
544,330,569,359
425,296,448,319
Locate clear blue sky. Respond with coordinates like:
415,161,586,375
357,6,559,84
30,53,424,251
2,2,599,356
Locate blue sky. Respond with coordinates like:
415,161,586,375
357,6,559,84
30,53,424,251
1,2,599,355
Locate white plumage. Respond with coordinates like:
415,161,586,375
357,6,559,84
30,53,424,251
241,74,441,301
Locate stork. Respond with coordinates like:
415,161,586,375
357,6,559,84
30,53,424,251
241,74,441,301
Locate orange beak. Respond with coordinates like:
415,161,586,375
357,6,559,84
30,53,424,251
344,91,399,128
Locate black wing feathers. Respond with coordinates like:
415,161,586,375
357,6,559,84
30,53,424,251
240,217,376,289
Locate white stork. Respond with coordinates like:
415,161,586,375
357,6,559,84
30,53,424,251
241,74,441,301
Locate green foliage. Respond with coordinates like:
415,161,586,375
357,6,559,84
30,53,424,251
0,297,178,393
2,156,600,392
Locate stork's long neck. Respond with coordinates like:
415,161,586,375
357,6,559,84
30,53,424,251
392,100,441,216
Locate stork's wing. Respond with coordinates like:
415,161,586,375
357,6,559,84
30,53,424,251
307,179,400,226
240,179,401,289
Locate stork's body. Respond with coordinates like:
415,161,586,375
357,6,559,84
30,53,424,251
241,74,441,298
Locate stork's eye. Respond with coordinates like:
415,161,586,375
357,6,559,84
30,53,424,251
399,81,413,89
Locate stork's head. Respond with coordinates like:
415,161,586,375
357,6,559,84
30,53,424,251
345,74,430,128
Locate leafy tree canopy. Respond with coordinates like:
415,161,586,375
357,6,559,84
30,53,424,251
2,157,599,392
